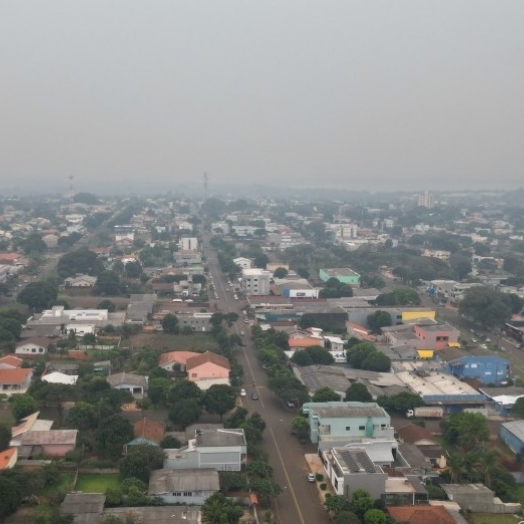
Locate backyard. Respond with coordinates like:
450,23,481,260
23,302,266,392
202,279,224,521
75,473,121,493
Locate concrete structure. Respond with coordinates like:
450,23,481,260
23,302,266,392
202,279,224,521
302,401,393,444
179,237,198,251
164,428,247,471
61,493,105,522
499,420,524,455
177,312,213,332
418,191,434,208
241,268,271,296
148,468,219,505
413,322,460,350
275,279,319,299
0,368,32,394
186,351,230,390
15,337,52,356
233,257,252,269
447,356,509,385
319,268,361,287
20,430,78,457
107,372,148,396
64,274,97,287
441,483,521,513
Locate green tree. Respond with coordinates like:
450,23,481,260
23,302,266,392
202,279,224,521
98,299,116,312
312,387,340,402
459,286,512,328
335,511,361,524
377,392,425,413
119,446,165,483
0,423,11,451
10,393,38,420
512,397,524,418
364,509,386,524
96,414,134,458
161,313,179,334
367,311,392,333
22,232,47,255
376,288,420,306
93,270,121,296
148,377,171,405
67,401,98,430
168,399,201,429
324,493,351,516
168,380,203,403
57,247,104,278
350,489,374,520
250,478,283,505
247,460,274,479
0,476,22,521
273,267,288,279
291,416,310,440
202,492,243,524
17,280,58,310
202,384,236,421
345,383,372,402
82,333,96,347
440,412,490,452
219,472,247,494
124,261,143,279
159,435,182,449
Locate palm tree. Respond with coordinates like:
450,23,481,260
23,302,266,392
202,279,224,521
446,453,465,483
478,448,499,488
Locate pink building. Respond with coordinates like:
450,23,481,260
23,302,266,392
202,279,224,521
413,322,460,350
186,352,230,390
158,351,200,372
20,430,78,457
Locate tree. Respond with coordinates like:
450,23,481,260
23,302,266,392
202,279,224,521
347,342,391,372
82,333,96,347
377,392,424,413
345,383,372,402
0,423,11,452
273,267,288,279
159,435,181,449
0,476,22,521
202,492,243,524
98,299,116,312
367,311,392,333
291,416,310,441
67,401,97,430
124,261,143,279
350,489,374,520
168,399,201,429
119,445,165,483
507,293,524,315
376,288,420,306
291,346,335,366
247,460,274,479
219,472,247,494
202,385,236,421
512,397,524,418
324,494,351,516
17,280,58,310
440,412,490,452
93,270,121,296
168,380,203,403
22,232,47,255
148,378,171,405
57,248,104,278
335,511,361,524
96,414,134,458
161,313,179,334
364,509,386,524
312,387,340,402
459,286,513,328
10,393,38,420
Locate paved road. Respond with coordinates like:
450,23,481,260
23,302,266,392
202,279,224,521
203,234,330,524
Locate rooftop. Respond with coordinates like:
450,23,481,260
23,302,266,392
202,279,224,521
134,417,165,444
501,420,524,442
159,350,200,366
61,493,105,516
0,368,32,384
107,372,148,388
304,401,388,419
148,468,219,494
321,267,360,277
441,483,494,497
21,429,78,446
196,428,246,448
387,505,455,524
332,447,381,474
0,448,16,470
186,351,230,371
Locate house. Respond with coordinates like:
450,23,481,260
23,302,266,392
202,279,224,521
107,372,148,396
302,401,394,444
397,424,446,468
447,355,509,385
319,268,361,287
441,483,521,513
174,251,202,267
413,322,460,350
233,257,252,269
499,420,524,455
0,355,23,370
42,371,78,386
0,448,17,471
164,428,247,471
61,493,105,522
45,362,80,376
133,417,165,444
387,505,455,524
64,274,97,287
10,412,54,446
148,468,219,505
186,351,230,390
15,337,52,356
158,351,200,371
0,368,32,394
0,252,22,266
241,268,271,296
20,430,78,457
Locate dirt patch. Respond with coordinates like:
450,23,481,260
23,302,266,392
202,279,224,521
129,332,219,352
58,293,130,310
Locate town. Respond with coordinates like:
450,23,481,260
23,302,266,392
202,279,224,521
0,189,524,524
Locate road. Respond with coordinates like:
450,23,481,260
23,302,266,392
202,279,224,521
203,234,330,524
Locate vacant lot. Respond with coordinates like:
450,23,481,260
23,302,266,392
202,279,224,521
129,332,219,352
470,514,523,524
75,473,120,493
58,293,130,310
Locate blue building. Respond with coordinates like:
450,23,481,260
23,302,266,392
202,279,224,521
447,355,509,385
499,420,524,455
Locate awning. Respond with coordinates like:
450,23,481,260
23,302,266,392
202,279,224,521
417,349,434,359
447,342,461,348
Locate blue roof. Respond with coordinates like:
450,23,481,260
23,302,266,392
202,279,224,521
448,355,509,366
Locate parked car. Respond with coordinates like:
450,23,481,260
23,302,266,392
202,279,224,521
251,391,259,400
240,388,247,397
307,473,316,483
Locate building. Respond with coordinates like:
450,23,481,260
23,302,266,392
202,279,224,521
275,279,319,299
413,322,460,350
106,372,148,396
0,368,32,394
186,352,230,390
177,312,213,332
61,493,105,522
499,420,524,455
322,446,387,500
20,430,78,457
302,401,394,444
418,191,434,208
148,468,219,505
447,356,509,385
174,251,202,267
42,371,78,386
233,257,252,269
387,506,455,524
397,424,446,468
164,428,247,471
10,412,54,447
319,268,361,287
15,337,52,356
0,355,23,370
241,268,271,296
441,483,521,513
64,274,97,287
0,448,17,471
158,351,200,372
179,237,198,251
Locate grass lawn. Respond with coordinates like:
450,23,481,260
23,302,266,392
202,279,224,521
75,473,121,493
42,472,75,497
517,485,524,505
470,514,523,524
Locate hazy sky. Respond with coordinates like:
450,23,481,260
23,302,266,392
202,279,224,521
1,1,524,194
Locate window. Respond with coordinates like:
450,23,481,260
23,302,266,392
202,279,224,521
359,425,365,431
381,424,387,429
32,348,36,353
345,426,350,431
183,491,192,496
173,492,182,496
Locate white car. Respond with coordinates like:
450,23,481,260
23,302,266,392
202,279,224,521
240,388,247,397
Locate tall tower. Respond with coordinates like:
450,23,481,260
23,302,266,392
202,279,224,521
203,172,208,203
68,176,74,204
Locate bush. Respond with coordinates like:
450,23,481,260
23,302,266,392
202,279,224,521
315,473,324,482
320,483,327,490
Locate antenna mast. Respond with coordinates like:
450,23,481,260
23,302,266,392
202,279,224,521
203,172,208,202
68,176,74,204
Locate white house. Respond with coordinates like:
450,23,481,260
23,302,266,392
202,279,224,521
233,257,252,269
107,372,148,397
15,338,52,356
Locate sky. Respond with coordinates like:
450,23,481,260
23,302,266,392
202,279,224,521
1,1,524,194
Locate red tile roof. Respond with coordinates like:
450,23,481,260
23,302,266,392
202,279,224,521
186,351,230,371
388,506,455,524
0,448,17,470
0,368,32,385
159,351,199,367
133,417,165,444
0,355,23,368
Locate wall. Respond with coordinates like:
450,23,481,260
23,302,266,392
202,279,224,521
42,444,75,457
157,490,215,505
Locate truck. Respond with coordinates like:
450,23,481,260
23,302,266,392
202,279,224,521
406,406,444,419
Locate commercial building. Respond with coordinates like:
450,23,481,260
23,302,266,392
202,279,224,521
499,420,524,455
241,268,271,296
319,268,361,287
447,356,509,385
179,237,199,251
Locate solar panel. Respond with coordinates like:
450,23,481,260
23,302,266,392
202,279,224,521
355,451,376,473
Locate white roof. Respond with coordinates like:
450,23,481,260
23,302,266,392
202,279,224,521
42,371,78,385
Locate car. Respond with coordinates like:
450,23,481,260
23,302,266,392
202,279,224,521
185,299,193,303
240,388,247,397
251,391,259,400
240,330,245,336
307,473,316,483
244,319,250,324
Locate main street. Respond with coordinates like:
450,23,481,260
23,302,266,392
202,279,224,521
203,234,330,524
